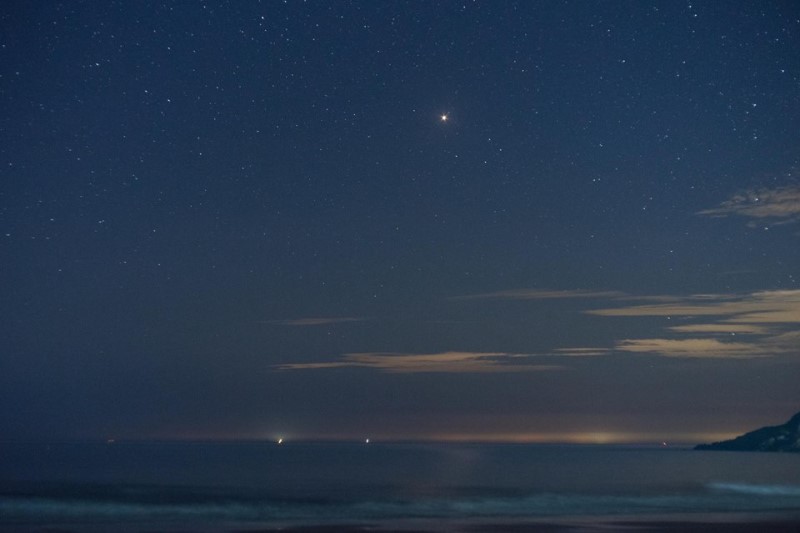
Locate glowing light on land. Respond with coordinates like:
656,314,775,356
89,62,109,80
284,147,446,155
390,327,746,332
277,438,283,444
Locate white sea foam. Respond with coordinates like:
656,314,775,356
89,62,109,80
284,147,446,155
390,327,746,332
708,482,800,497
4,489,799,525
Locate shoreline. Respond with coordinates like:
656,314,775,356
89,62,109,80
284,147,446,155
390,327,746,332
230,512,800,532
4,512,800,533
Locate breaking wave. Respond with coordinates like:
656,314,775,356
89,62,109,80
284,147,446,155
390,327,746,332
3,485,800,526
708,482,800,497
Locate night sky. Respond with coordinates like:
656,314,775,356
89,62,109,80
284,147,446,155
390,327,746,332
2,1,799,444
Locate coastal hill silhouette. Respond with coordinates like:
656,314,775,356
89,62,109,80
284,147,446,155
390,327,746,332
696,411,800,452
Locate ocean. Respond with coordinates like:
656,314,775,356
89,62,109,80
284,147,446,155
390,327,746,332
1,441,799,531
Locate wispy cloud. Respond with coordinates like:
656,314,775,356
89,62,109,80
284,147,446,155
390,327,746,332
264,317,366,327
277,351,561,373
277,290,799,369
587,290,800,322
590,289,800,359
698,184,800,226
551,347,610,357
615,338,771,359
452,289,625,301
667,324,771,335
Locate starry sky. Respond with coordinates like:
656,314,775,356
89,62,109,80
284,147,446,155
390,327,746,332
2,1,799,444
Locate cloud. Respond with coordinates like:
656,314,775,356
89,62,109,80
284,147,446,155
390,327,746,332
668,324,771,335
698,184,800,226
769,330,800,346
276,351,562,373
725,290,800,323
615,338,771,359
276,290,799,370
590,289,800,359
451,286,799,360
587,290,800,321
264,317,366,327
452,289,625,301
551,347,610,357
277,346,611,373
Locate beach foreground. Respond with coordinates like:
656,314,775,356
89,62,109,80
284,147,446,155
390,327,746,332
5,516,800,533
235,516,800,532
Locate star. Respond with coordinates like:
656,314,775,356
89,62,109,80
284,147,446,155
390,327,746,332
440,113,448,122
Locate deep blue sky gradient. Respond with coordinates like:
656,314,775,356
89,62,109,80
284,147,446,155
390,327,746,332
2,1,799,442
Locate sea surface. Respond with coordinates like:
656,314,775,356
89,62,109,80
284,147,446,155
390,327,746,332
1,441,799,531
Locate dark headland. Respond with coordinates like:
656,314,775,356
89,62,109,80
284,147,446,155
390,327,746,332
695,411,800,452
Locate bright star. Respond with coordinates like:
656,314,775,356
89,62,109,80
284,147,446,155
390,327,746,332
440,114,448,122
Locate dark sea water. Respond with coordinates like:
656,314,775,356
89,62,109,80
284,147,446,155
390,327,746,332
1,441,799,531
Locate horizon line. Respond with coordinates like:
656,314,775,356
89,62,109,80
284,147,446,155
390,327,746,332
0,433,739,447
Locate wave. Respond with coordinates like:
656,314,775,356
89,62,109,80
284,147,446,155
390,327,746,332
3,487,800,525
708,482,800,497
3,476,800,526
